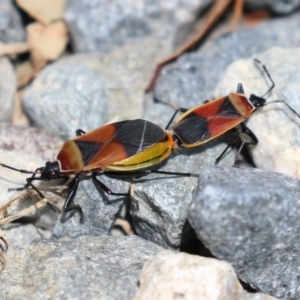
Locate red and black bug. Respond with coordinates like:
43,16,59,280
165,59,300,165
0,119,189,222
1,60,298,222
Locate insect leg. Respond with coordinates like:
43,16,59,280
233,123,258,167
215,123,258,166
63,174,84,223
144,169,197,177
91,173,139,210
215,130,242,165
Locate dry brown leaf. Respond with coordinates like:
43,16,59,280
0,235,7,271
13,90,30,126
27,21,69,72
114,218,134,236
16,0,66,25
15,60,35,89
0,42,29,57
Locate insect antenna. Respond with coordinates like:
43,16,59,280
0,163,39,174
254,58,275,98
264,99,300,120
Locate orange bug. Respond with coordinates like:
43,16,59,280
0,119,190,222
166,59,300,165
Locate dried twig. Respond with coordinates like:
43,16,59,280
0,235,8,271
145,0,235,92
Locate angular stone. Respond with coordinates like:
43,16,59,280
189,166,300,299
64,0,210,53
22,55,108,141
135,250,279,300
0,235,163,300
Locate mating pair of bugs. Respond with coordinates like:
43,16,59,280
1,59,299,222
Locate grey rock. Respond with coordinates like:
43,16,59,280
189,166,300,299
0,235,163,300
155,13,300,108
64,0,211,53
0,0,25,43
0,57,16,122
23,45,163,135
1,224,51,248
245,0,300,14
53,174,129,238
131,103,235,249
134,250,279,300
22,56,108,141
215,47,300,178
0,123,62,160
56,41,170,120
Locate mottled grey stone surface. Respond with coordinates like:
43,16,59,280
0,235,163,300
64,0,211,53
0,57,16,122
0,123,62,160
0,0,25,43
22,56,108,141
1,224,51,248
155,13,300,108
189,166,300,299
215,47,300,178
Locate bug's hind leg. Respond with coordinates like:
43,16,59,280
232,123,258,167
63,175,84,223
91,173,139,211
215,123,258,166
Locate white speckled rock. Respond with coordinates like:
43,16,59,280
134,251,279,300
215,47,300,178
0,235,163,300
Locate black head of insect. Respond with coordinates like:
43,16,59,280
40,161,61,180
249,94,266,108
248,59,274,109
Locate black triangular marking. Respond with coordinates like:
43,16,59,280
173,113,210,144
217,96,241,117
113,119,168,156
75,140,104,165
